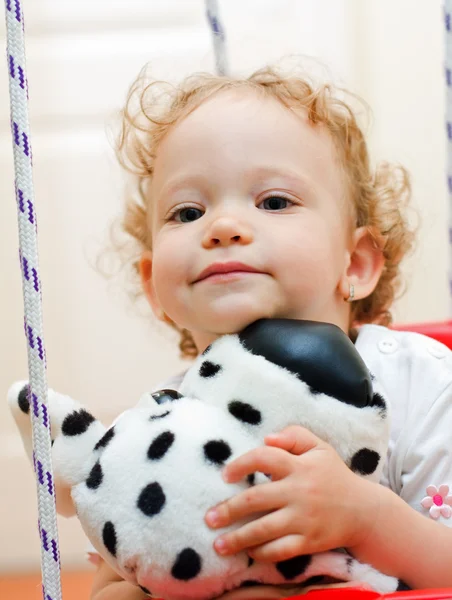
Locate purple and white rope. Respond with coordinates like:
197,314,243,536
205,0,228,76
4,2,62,599
446,1,452,306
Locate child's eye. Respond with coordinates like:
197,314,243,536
171,206,204,223
258,195,293,211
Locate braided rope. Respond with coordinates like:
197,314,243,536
205,0,228,75
4,2,62,599
446,1,452,310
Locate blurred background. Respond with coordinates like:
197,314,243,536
0,0,446,595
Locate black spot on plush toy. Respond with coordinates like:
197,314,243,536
8,319,401,599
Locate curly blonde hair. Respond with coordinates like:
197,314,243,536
113,64,415,359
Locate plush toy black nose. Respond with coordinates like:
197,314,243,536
151,389,183,405
238,319,373,409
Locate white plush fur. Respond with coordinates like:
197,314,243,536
181,335,390,482
8,331,399,599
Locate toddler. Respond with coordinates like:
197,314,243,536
90,64,452,599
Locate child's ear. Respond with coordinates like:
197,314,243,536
140,250,165,321
339,227,385,301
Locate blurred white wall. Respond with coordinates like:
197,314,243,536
0,0,446,572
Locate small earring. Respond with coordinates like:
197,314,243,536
346,283,355,302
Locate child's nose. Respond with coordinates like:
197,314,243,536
202,215,253,248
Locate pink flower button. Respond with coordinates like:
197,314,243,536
421,484,452,519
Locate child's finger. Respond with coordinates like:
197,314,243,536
223,445,293,483
212,508,293,556
302,581,374,593
247,533,306,563
206,480,287,529
264,425,322,456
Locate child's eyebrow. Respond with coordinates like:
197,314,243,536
160,175,208,199
247,166,317,196
160,167,317,199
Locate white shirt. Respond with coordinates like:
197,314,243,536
157,324,452,526
355,324,452,524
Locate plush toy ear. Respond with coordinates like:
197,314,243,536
7,381,106,517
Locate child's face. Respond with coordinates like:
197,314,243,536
143,90,354,350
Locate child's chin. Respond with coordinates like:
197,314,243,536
205,309,276,336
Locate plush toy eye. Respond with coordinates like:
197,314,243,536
151,389,183,405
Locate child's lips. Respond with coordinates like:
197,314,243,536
194,262,265,283
199,271,263,284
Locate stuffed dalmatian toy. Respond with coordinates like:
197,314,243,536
8,319,406,599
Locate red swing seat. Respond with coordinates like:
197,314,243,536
292,588,452,599
391,320,452,350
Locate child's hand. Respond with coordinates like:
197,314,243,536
205,426,380,563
